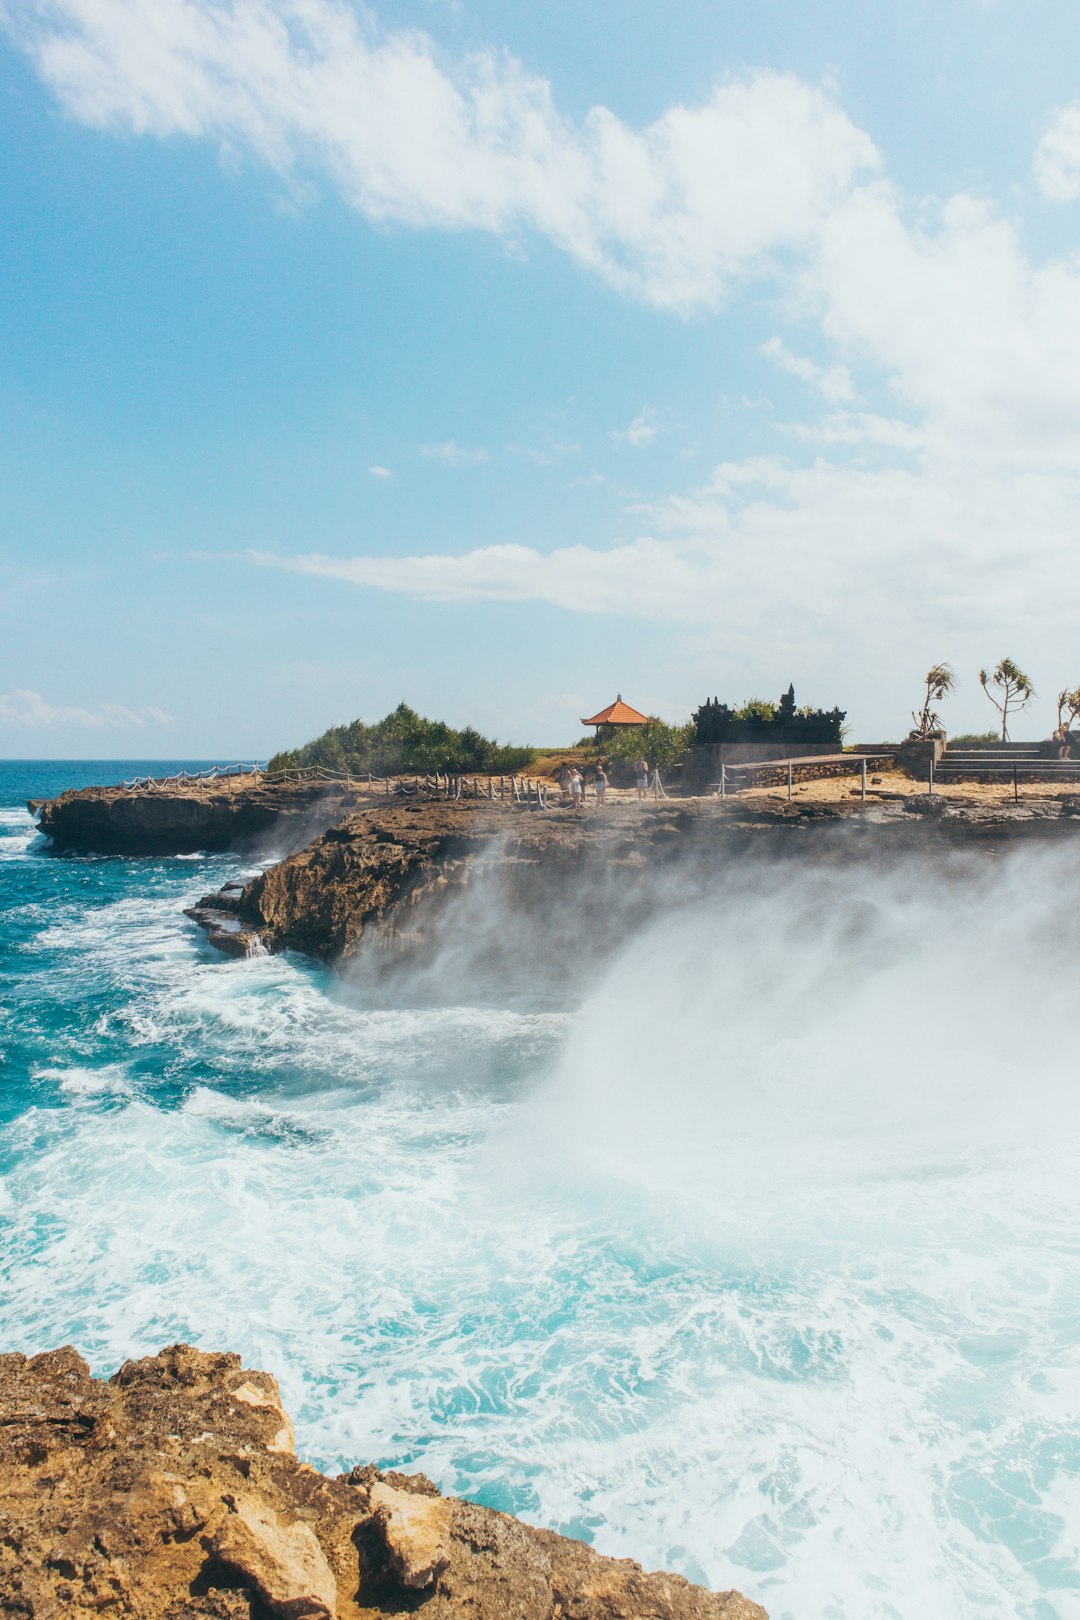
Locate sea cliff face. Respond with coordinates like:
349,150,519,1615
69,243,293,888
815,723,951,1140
33,780,381,856
0,1343,766,1619
226,796,1080,970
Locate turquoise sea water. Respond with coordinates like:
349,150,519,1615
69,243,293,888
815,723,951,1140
2,759,1079,1619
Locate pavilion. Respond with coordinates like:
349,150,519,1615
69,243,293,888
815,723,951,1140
580,694,650,739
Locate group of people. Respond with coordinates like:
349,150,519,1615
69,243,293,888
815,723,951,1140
558,762,610,805
556,758,653,805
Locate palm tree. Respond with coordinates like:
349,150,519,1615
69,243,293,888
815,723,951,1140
979,659,1034,742
910,663,955,738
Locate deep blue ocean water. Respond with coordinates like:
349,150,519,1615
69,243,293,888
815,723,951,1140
2,759,1079,1619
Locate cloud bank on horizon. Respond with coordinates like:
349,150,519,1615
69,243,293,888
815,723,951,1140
5,0,1080,746
0,689,173,730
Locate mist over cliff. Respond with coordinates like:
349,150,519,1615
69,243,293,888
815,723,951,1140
4,765,1079,1618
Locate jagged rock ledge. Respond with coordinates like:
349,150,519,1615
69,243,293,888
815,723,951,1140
195,795,1080,967
0,1342,765,1619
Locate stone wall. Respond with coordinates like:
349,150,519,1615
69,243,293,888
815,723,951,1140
684,742,840,787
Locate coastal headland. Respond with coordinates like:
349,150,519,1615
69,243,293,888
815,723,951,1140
31,774,1080,968
0,1343,765,1619
32,777,370,857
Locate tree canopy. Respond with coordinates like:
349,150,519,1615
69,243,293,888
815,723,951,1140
267,703,537,777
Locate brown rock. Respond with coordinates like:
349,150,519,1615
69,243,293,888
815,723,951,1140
365,1478,451,1588
210,1498,336,1618
0,1343,767,1620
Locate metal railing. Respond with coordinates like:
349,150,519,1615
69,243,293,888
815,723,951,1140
714,752,895,801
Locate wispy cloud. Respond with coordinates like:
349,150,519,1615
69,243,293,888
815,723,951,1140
1034,105,1080,200
368,464,392,478
760,336,854,404
420,441,491,467
611,409,657,447
3,0,879,313
0,690,174,729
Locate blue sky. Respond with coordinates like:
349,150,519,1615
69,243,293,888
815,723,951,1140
4,0,1080,755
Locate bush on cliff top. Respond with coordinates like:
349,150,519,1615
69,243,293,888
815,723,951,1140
267,703,537,777
603,718,695,773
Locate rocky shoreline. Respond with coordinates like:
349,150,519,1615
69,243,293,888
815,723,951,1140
31,782,1080,969
33,779,383,856
0,1342,765,1618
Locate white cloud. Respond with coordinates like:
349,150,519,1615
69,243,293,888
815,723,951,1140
13,0,1080,728
248,443,1080,684
4,0,879,312
419,441,491,466
368,464,392,478
760,336,854,404
785,411,923,449
610,408,657,448
232,94,1080,718
1034,105,1080,201
811,185,1080,462
0,690,174,728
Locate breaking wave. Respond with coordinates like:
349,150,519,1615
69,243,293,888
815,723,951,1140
2,761,1078,1619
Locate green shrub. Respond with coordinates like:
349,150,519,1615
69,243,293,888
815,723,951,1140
603,718,695,774
267,703,537,777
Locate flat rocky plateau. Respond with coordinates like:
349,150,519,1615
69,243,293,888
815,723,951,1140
0,1343,765,1619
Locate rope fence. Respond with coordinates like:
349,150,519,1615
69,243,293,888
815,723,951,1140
121,761,556,807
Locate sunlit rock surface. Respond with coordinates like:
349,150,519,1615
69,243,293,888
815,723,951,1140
34,779,379,855
0,1343,766,1619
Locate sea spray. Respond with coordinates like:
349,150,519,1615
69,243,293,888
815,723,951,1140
2,762,1078,1619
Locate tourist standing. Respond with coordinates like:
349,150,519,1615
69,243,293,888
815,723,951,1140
636,757,649,800
594,764,608,805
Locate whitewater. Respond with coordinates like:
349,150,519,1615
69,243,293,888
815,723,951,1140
1,760,1078,1620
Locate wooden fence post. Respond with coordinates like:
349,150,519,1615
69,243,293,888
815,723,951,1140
861,758,867,801
787,762,792,802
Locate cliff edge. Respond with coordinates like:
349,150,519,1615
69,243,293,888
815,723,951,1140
34,780,382,856
0,1342,765,1620
206,795,1080,969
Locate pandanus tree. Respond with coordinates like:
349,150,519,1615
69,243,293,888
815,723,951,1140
1056,687,1080,736
910,663,955,738
979,658,1034,742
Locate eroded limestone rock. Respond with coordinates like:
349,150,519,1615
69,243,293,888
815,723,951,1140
364,1476,452,1588
210,1498,336,1618
0,1343,767,1620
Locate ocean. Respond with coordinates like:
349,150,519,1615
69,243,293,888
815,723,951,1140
1,758,1078,1620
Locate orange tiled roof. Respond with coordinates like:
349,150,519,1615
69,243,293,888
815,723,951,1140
580,694,650,727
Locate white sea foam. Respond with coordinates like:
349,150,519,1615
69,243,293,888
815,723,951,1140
2,842,1079,1618
0,807,39,860
33,1063,132,1098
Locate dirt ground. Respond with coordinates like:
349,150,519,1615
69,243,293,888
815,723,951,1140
705,767,1078,807
576,767,1077,809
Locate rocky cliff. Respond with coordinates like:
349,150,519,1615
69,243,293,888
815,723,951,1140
33,781,1080,973
33,780,382,856
0,1343,765,1620
189,795,1080,971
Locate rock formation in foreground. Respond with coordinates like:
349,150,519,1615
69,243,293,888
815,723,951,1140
0,1343,766,1620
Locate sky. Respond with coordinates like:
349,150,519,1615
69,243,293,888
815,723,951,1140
4,0,1080,755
